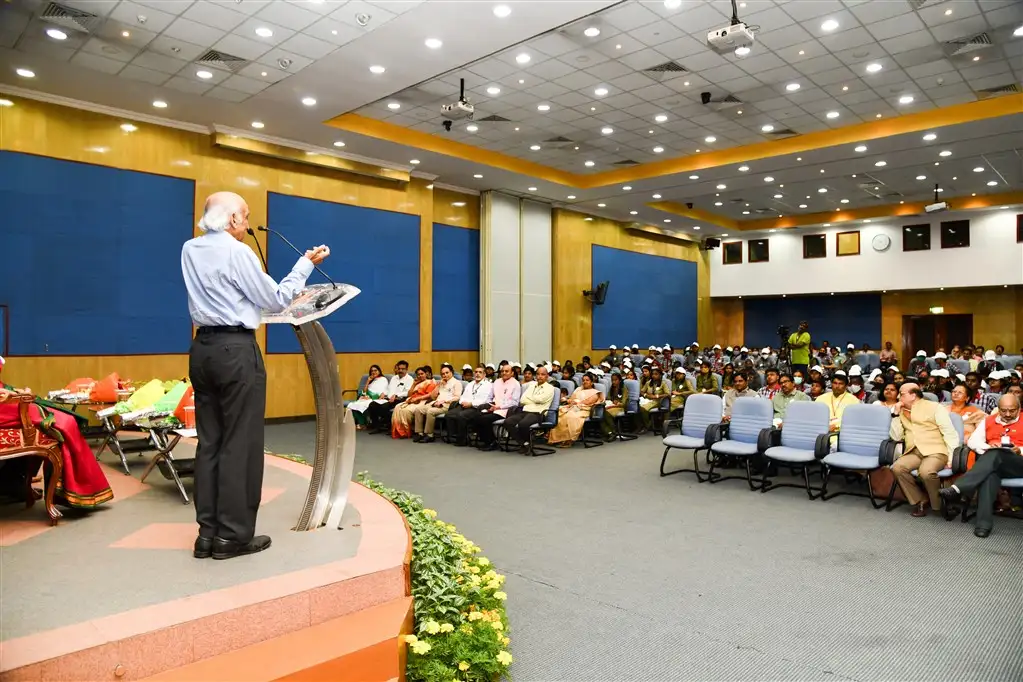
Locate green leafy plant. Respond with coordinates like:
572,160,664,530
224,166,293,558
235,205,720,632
358,472,512,682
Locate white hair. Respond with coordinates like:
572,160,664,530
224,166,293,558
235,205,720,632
197,195,245,233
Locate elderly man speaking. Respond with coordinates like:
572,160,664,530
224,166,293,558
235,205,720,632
181,192,328,560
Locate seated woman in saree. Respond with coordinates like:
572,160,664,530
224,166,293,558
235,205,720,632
391,366,436,439
601,371,629,442
347,364,388,430
548,372,604,448
0,386,113,509
947,384,985,440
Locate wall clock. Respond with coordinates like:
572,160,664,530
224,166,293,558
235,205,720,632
871,234,891,252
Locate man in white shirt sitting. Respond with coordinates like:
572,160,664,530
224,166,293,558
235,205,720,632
366,360,414,433
468,364,521,450
414,363,462,443
447,366,493,446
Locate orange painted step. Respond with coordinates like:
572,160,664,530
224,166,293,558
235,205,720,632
143,597,413,682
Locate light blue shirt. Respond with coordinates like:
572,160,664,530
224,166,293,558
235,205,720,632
181,230,313,329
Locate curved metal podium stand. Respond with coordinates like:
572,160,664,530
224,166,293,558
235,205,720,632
261,282,361,532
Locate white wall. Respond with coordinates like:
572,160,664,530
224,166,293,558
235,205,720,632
710,208,1023,297
520,200,552,364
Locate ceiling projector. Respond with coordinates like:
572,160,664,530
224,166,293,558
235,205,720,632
441,100,474,120
925,201,948,214
707,22,755,52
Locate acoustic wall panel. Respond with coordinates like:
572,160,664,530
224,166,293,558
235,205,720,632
432,223,480,351
590,245,698,350
743,294,882,348
0,151,194,355
266,192,420,354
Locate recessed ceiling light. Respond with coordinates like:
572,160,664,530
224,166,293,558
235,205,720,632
874,160,887,167
250,121,265,129
473,173,483,179
623,186,632,191
863,219,871,223
597,203,606,207
761,124,774,132
530,144,541,151
584,27,600,37
519,79,525,84
584,160,595,167
820,169,826,173
452,201,466,207
152,100,167,108
653,146,664,153
798,50,805,56
876,113,883,118
333,140,345,147
939,150,951,157
736,165,749,172
865,63,882,73
987,180,998,186
424,38,443,49
630,210,638,215
798,204,807,208
735,46,751,57
716,184,726,190
715,201,723,206
567,195,576,199
1015,25,1023,37
369,65,386,74
934,161,940,166
0,99,13,107
493,4,512,18
387,102,401,109
601,126,613,134
705,135,717,143
410,159,420,164
537,104,551,111
840,199,849,204
823,223,831,227
46,28,67,40
898,94,914,104
255,26,273,37
916,175,927,180
301,96,317,106
121,30,130,38
945,8,953,15
594,87,609,96
742,210,751,214
972,55,980,61
261,71,268,76
516,53,530,64
818,188,828,193
820,18,839,31
652,194,662,199
655,114,668,123
196,70,212,79
922,132,936,141
972,166,985,172
683,81,690,86
120,123,137,132
487,86,501,95
528,187,537,191
854,145,867,152
785,82,800,91
466,124,478,132
664,0,682,9
773,194,783,199
591,107,597,111
825,111,840,119
689,175,700,180
616,44,622,49
663,219,672,223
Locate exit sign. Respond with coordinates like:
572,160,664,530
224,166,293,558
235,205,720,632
929,306,945,314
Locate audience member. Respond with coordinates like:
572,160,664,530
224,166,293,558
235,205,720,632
503,366,556,453
639,366,670,432
940,394,1023,537
365,361,413,432
909,351,929,376
601,371,628,442
816,372,858,430
788,321,811,376
670,367,695,412
721,363,735,389
947,384,985,438
808,379,826,400
847,366,867,402
758,368,781,400
964,372,999,413
870,381,900,413
391,366,436,439
413,363,462,444
889,383,959,517
723,371,756,419
348,364,388,429
879,341,897,369
771,372,808,419
447,366,493,446
548,373,604,447
695,362,719,394
469,364,521,450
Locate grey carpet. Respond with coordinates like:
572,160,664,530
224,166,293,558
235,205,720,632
265,423,1023,682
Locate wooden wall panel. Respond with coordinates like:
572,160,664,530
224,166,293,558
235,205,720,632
711,298,745,348
0,98,480,417
551,210,708,363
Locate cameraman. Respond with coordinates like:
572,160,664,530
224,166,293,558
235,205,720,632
788,321,812,377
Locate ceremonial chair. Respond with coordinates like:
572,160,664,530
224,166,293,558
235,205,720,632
0,393,63,525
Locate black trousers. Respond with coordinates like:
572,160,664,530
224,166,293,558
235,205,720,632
189,330,266,543
503,411,543,445
955,447,1023,531
469,411,503,445
446,404,478,443
365,399,397,428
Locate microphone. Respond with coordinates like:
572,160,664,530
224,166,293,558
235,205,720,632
245,227,268,271
257,225,336,290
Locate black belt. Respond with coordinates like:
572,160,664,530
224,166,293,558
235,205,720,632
196,325,255,335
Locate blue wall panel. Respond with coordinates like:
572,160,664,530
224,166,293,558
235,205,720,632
743,294,882,349
266,192,420,353
0,152,194,355
432,224,479,351
591,245,698,349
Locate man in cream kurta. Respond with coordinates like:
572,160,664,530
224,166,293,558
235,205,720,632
889,382,959,517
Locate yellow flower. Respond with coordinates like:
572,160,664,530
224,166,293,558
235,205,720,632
422,620,441,635
403,634,418,644
468,565,480,574
458,661,470,672
468,611,484,621
439,623,454,633
460,624,473,634
470,575,482,586
490,620,504,632
410,641,432,655
477,557,490,567
486,580,501,591
494,591,507,601
423,508,438,518
496,650,513,665
502,636,510,646
483,570,497,580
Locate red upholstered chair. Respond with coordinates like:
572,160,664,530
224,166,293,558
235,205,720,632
0,393,63,525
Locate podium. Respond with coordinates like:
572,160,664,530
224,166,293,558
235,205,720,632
262,282,361,531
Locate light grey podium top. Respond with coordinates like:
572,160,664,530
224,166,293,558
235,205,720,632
261,283,361,326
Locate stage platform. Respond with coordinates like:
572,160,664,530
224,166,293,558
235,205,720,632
0,441,412,682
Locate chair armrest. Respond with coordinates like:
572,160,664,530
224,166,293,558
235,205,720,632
0,393,38,444
878,439,901,467
757,426,781,453
662,416,683,437
814,433,831,461
704,422,727,448
950,445,971,474
341,389,360,398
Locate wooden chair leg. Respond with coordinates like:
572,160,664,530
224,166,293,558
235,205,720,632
43,451,63,526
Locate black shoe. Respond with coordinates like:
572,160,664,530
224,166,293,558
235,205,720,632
974,527,991,538
193,536,213,559
212,535,272,560
420,435,435,444
412,433,422,442
939,487,963,505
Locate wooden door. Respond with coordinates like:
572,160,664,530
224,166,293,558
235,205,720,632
902,313,973,360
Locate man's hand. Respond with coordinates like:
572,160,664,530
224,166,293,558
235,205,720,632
892,402,903,416
389,396,397,403
304,245,330,265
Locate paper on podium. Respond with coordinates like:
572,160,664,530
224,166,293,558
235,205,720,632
261,282,360,326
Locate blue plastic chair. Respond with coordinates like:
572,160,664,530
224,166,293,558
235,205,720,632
816,403,893,507
947,359,970,375
613,379,641,441
881,411,964,514
705,398,774,489
527,389,562,457
659,394,721,479
760,401,831,498
558,380,575,394
342,374,369,407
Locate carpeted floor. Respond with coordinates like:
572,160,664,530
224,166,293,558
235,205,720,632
266,423,1023,682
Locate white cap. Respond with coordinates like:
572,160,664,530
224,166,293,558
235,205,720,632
691,342,699,348
989,369,1011,380
726,346,734,351
674,367,685,374
648,345,656,351
868,368,882,380
956,373,966,381
631,343,639,349
462,364,472,370
526,363,536,370
984,350,996,360
848,365,862,377
512,361,522,368
917,350,927,357
664,345,672,351
601,361,611,368
761,347,770,354
609,344,617,350
655,346,663,353
591,368,605,377
713,344,722,350
552,360,561,366
740,346,748,352
811,365,825,373
544,363,553,372
890,365,900,372
833,369,848,377
847,343,855,349
644,358,654,364
485,363,495,370
934,352,948,359
931,368,949,378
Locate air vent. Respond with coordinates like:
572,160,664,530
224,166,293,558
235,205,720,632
976,83,1019,98
612,159,638,166
476,114,511,122
728,198,746,204
707,94,742,110
197,49,248,73
645,61,688,73
40,1,101,33
543,136,576,148
942,32,992,56
754,208,774,214
766,128,798,137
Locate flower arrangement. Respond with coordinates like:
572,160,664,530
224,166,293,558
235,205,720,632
358,473,512,682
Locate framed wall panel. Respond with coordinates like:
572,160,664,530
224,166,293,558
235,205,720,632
836,231,861,256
